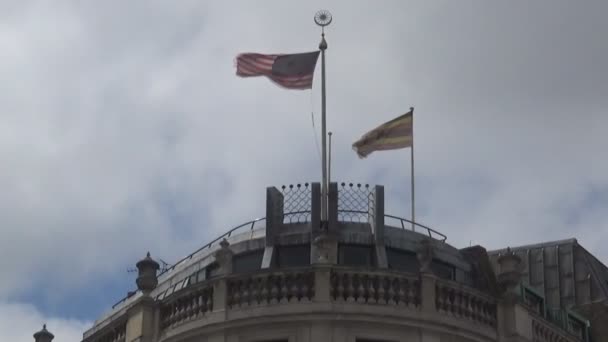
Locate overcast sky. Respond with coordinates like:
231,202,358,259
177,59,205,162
2,1,608,341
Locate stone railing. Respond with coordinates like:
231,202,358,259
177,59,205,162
98,266,590,342
330,269,420,307
227,269,315,307
532,317,581,342
88,320,126,342
435,279,497,328
159,283,214,330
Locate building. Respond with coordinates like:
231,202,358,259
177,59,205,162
35,183,608,342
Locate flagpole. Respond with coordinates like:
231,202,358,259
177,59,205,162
315,10,332,225
410,107,415,231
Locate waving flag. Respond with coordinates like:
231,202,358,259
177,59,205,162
236,51,320,89
352,109,413,158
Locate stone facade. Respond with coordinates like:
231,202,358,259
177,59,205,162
66,183,598,342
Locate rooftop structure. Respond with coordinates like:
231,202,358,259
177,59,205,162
54,182,605,342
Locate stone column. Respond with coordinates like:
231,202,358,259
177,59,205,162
212,239,233,312
126,296,157,342
127,253,161,342
496,247,526,341
33,324,54,342
313,264,332,303
265,186,284,246
417,239,437,313
371,185,387,268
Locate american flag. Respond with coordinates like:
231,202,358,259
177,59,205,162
235,51,320,90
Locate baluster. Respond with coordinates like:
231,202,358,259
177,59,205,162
435,285,444,312
361,275,370,303
301,274,310,302
191,291,200,318
475,298,483,323
185,294,193,320
251,277,260,305
346,273,356,303
259,277,269,304
179,298,186,323
291,274,300,302
355,274,366,303
377,276,386,304
206,288,213,311
397,278,406,306
203,288,210,313
174,300,181,325
280,275,289,303
387,278,397,305
243,278,251,306
368,275,377,304
330,272,338,300
232,281,242,307
270,276,280,304
336,273,346,301
464,293,473,319
406,280,415,307
168,302,176,326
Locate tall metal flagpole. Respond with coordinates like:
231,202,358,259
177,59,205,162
410,107,415,231
315,10,332,224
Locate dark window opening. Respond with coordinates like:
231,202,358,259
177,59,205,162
276,244,310,268
431,259,454,280
338,244,375,267
205,263,220,279
386,247,419,273
233,249,264,273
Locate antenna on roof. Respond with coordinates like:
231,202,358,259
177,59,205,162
159,259,171,273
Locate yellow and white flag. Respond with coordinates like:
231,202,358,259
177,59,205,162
352,109,413,158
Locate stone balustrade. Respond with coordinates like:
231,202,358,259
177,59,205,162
93,321,126,342
159,283,214,330
435,279,497,329
117,266,585,342
330,269,420,307
227,269,315,307
532,317,581,342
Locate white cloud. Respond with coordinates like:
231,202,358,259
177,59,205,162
0,301,90,342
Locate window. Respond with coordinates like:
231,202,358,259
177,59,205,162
205,263,220,279
430,259,454,280
338,244,374,267
276,244,310,268
386,247,419,273
233,249,264,273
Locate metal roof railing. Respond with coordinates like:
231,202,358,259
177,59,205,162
384,214,447,242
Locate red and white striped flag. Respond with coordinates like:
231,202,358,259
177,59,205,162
235,51,320,90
